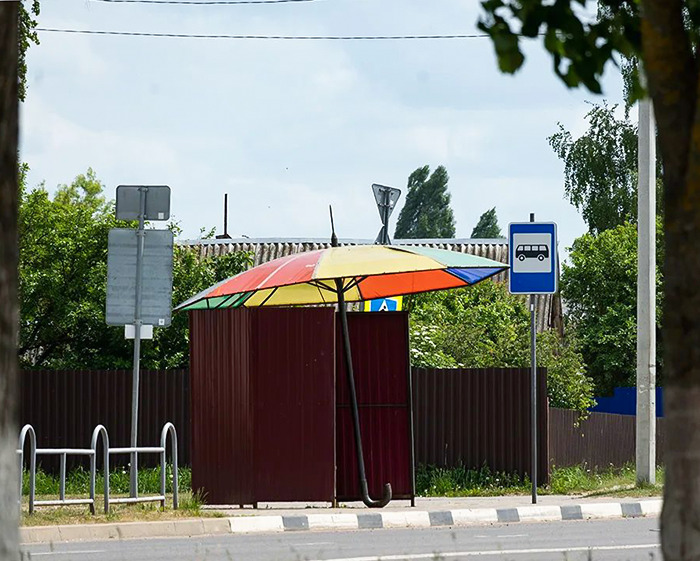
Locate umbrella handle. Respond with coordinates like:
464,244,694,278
334,278,392,509
360,480,392,509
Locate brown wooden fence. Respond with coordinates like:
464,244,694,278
411,367,549,485
19,370,189,471
549,408,666,468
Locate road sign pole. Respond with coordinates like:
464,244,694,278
129,186,147,498
529,212,537,504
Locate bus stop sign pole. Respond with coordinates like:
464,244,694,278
508,215,558,505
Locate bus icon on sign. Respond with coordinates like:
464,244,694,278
515,244,549,262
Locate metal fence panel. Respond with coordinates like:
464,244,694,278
412,367,549,485
19,369,189,472
335,312,414,501
549,408,666,468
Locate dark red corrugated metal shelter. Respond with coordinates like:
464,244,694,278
189,307,414,505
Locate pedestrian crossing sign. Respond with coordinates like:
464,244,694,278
363,296,403,312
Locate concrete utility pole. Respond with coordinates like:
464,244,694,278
636,73,656,485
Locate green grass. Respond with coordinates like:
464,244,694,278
416,463,665,497
19,465,219,526
21,464,191,496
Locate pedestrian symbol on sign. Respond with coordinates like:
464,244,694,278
363,296,403,312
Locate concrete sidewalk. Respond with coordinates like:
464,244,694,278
20,494,663,544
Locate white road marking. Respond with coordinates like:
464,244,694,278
307,543,660,561
473,534,528,539
290,542,336,547
25,550,104,557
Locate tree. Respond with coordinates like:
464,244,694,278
471,207,503,238
0,3,20,559
478,1,697,557
561,221,664,396
17,171,252,370
408,281,595,412
18,1,40,102
549,103,639,234
18,169,128,369
394,165,456,239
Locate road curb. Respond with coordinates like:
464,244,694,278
20,499,663,543
227,499,662,534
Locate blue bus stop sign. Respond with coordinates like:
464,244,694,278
508,222,558,294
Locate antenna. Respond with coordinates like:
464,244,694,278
215,194,232,240
330,205,338,247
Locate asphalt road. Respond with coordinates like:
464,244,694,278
21,517,661,561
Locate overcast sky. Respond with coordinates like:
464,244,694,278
20,0,626,256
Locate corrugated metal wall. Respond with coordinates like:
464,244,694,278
189,309,254,504
19,369,189,471
336,312,414,501
549,408,666,468
412,367,549,485
189,308,336,505
251,308,336,502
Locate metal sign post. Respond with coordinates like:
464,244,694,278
110,185,172,498
508,216,558,504
130,187,146,498
372,183,400,245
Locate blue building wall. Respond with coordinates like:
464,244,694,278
589,386,664,417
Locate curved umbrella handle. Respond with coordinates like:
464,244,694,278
360,480,392,509
334,277,393,509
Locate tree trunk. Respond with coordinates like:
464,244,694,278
640,1,700,560
0,3,20,560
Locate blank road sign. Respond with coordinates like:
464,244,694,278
508,222,557,294
106,228,174,326
116,185,171,221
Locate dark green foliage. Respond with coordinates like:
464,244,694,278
394,165,456,239
561,222,664,396
478,0,642,96
471,207,503,238
18,1,40,101
408,281,595,411
18,168,128,369
549,103,639,235
18,168,252,370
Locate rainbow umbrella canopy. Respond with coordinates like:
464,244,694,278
176,237,508,508
176,245,507,311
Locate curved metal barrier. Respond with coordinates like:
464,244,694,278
90,425,110,514
17,424,36,513
17,423,179,514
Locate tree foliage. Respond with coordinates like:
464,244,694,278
18,168,123,369
18,168,252,370
561,222,664,396
18,1,40,102
408,281,595,412
549,103,639,234
394,165,456,239
478,0,642,95
471,207,503,238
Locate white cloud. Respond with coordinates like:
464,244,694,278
21,0,624,252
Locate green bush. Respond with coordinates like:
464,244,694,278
407,281,595,412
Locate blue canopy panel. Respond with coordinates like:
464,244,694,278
447,267,504,284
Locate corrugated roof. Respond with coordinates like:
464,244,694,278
176,237,560,333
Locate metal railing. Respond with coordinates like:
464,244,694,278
17,423,178,514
